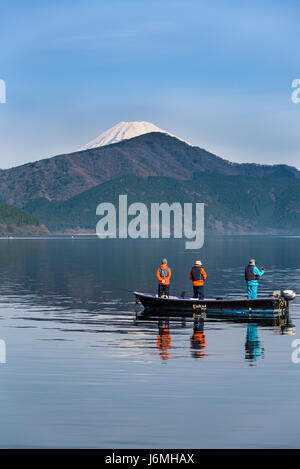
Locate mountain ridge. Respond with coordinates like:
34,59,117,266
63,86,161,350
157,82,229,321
1,132,299,209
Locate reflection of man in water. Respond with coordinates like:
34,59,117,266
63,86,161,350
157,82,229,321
245,324,264,364
190,317,206,358
157,320,172,361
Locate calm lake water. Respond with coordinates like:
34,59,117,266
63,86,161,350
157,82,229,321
0,236,299,448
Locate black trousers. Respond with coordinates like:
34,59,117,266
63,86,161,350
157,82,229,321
193,285,204,300
158,284,170,297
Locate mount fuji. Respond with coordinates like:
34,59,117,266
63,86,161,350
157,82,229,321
78,121,190,151
0,121,299,225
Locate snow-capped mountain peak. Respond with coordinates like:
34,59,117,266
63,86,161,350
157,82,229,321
78,121,189,151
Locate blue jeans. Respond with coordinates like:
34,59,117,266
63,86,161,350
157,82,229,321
193,285,204,300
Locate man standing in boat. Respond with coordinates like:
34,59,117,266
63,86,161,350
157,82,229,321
190,260,207,300
156,258,171,297
245,259,265,299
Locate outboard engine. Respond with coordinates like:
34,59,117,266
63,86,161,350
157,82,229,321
282,290,297,301
273,290,297,335
272,289,296,300
271,289,296,315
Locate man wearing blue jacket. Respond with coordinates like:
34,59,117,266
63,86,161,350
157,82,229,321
245,259,265,299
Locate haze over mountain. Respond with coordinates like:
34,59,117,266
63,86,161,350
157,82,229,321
78,121,189,151
0,131,299,209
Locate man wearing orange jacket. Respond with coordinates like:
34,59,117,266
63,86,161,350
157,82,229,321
156,258,171,298
189,260,207,300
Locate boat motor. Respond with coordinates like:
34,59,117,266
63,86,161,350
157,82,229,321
271,289,296,315
282,290,297,301
272,289,296,301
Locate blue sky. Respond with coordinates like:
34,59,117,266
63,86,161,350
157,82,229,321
0,0,300,169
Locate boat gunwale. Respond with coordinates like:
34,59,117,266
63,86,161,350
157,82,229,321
134,291,281,304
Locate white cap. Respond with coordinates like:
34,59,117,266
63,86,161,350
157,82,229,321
195,260,202,265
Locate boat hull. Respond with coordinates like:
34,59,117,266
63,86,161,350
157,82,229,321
134,292,287,319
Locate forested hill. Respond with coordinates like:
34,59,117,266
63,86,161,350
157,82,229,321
24,172,300,234
0,200,49,236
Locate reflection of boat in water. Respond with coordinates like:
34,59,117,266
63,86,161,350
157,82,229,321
136,305,296,362
273,313,296,336
134,290,296,320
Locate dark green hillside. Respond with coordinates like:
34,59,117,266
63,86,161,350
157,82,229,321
0,200,49,235
25,173,300,234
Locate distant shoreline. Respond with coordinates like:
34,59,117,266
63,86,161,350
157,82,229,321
1,232,299,240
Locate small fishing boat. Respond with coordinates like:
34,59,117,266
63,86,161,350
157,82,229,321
134,289,296,320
